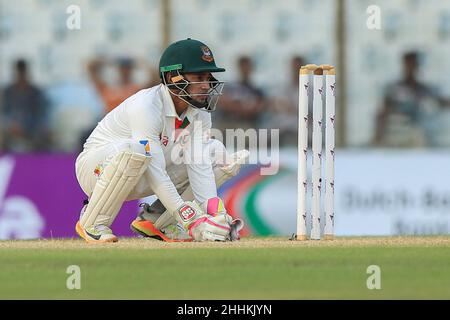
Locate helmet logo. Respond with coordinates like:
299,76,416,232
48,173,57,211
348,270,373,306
201,46,214,62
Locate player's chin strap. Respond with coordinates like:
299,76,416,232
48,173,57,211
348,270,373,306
162,70,224,112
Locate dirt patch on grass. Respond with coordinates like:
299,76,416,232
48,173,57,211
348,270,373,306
0,236,449,250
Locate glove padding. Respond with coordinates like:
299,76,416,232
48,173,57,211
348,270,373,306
220,149,250,177
202,197,245,241
174,201,231,242
188,215,231,241
230,218,244,241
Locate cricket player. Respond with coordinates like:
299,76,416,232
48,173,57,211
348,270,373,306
75,38,248,243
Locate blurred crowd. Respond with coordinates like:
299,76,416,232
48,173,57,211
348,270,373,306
1,51,449,154
373,52,450,148
0,57,160,153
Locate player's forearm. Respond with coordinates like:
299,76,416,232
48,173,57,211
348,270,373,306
183,123,217,204
186,162,218,205
142,164,184,215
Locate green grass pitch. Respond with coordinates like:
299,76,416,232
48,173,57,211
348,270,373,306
0,236,449,299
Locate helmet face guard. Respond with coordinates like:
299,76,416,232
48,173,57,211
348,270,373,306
159,38,226,112
162,69,225,112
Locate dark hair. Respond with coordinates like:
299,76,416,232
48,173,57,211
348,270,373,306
15,59,27,73
292,56,305,67
403,51,419,62
238,56,252,65
118,57,134,68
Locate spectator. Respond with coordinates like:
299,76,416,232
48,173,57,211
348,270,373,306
214,56,265,132
1,59,51,152
47,76,104,153
374,51,450,147
265,56,306,146
80,58,159,152
88,57,141,114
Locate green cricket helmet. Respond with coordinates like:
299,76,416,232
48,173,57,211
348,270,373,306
159,38,226,112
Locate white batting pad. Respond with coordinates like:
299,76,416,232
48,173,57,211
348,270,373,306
80,151,151,228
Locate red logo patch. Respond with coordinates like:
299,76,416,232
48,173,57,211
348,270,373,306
162,135,169,146
179,205,196,221
201,46,214,62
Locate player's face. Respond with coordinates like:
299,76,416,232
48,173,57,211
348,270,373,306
184,72,213,103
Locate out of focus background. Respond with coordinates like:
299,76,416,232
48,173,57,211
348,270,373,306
1,0,450,239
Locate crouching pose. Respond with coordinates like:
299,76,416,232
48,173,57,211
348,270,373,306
75,38,248,243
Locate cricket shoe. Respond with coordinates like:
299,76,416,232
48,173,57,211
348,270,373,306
75,221,118,243
75,201,118,243
130,203,193,242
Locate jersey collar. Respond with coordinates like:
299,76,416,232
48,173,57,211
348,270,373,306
161,84,199,120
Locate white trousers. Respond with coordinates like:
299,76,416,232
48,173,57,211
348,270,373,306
75,139,228,202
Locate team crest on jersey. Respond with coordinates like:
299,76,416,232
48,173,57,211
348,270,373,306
162,135,169,146
159,133,169,147
201,46,214,62
139,140,151,155
178,205,196,222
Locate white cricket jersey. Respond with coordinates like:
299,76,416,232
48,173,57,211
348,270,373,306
83,84,217,214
